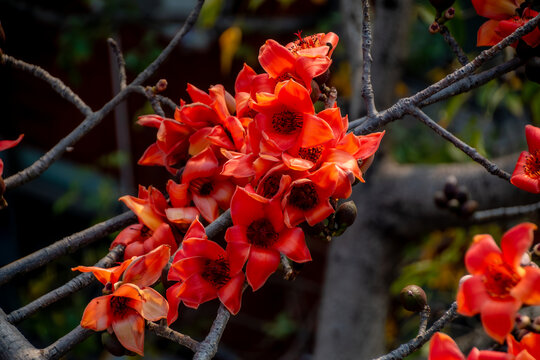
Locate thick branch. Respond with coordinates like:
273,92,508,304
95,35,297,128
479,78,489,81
361,0,377,116
372,303,458,360
1,55,92,116
409,107,511,181
193,304,231,360
7,246,124,324
0,211,135,286
147,322,199,352
0,307,42,360
474,200,540,221
41,325,94,360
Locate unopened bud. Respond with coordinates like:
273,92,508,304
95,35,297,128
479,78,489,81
516,314,531,329
102,331,129,356
533,243,540,257
521,252,532,267
434,191,447,208
429,22,440,34
399,285,427,312
444,7,455,19
460,200,478,217
447,198,460,213
155,79,168,92
428,0,455,11
335,201,357,228
455,186,469,204
103,282,113,295
444,176,458,199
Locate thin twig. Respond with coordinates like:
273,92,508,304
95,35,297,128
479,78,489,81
147,321,199,352
473,200,540,221
145,87,166,117
361,0,377,117
408,107,511,181
372,302,458,360
193,304,231,360
7,246,125,324
280,254,295,280
107,38,127,90
3,0,206,190
1,55,92,116
0,212,136,286
155,94,178,112
42,325,94,360
351,11,540,135
439,25,468,66
418,305,431,337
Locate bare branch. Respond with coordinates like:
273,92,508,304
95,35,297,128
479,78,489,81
193,304,231,360
1,55,92,116
439,25,468,66
408,107,511,181
147,321,199,352
206,209,232,239
361,0,377,117
0,307,42,360
155,94,178,112
42,325,94,360
7,246,124,324
473,200,540,222
0,212,135,286
107,38,127,90
372,302,457,360
418,305,431,338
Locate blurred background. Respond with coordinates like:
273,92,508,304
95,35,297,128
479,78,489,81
1,0,540,359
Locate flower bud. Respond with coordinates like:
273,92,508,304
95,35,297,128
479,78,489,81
444,7,455,19
102,331,129,356
516,314,531,329
103,282,113,295
447,198,460,213
399,285,427,312
434,191,448,208
460,200,478,217
155,79,168,92
521,252,532,266
429,22,440,34
335,201,357,229
428,0,455,11
443,176,458,199
533,243,540,257
455,186,469,204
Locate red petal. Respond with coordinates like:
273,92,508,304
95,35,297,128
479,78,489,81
457,275,490,316
246,247,280,291
471,0,521,20
137,114,163,128
477,20,504,47
187,83,212,105
166,282,183,325
501,222,536,269
178,273,218,304
230,187,267,226
300,114,335,148
511,152,540,193
226,240,251,275
167,180,190,208
123,244,171,287
193,194,219,222
181,238,226,259
182,147,219,185
119,195,163,232
526,125,540,153
139,287,168,321
480,297,521,343
217,272,245,315
428,332,465,360
511,266,540,304
235,63,257,94
184,217,208,240
465,234,502,275
138,143,166,167
275,227,311,263
81,295,112,331
276,80,314,114
112,309,145,356
258,40,296,78
171,256,207,280
0,134,24,152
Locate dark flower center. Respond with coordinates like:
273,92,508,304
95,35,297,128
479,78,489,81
201,257,231,289
483,261,521,299
259,173,281,198
272,110,303,134
191,178,214,196
298,146,323,164
110,296,130,317
289,183,319,210
246,219,279,248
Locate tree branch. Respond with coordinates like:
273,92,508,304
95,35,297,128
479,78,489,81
192,304,231,360
0,307,42,360
147,321,199,352
1,55,92,116
473,200,540,222
439,25,468,66
0,211,135,286
361,0,377,117
408,107,511,181
107,38,127,90
372,302,458,360
41,325,94,360
7,246,125,324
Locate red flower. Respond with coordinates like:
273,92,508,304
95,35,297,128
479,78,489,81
428,332,513,360
511,125,540,193
251,79,334,151
119,185,168,232
508,333,540,359
0,134,24,176
164,179,200,230
457,223,540,342
225,187,311,290
166,218,244,324
80,283,168,356
473,0,540,47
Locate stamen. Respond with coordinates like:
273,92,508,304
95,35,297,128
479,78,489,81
201,257,230,288
298,146,324,164
259,173,281,199
246,219,278,248
289,183,318,210
525,150,540,179
271,110,303,134
190,178,215,196
483,261,521,298
110,296,130,317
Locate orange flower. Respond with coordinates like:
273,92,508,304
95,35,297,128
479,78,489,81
81,283,168,356
428,332,514,360
457,223,540,342
511,125,540,193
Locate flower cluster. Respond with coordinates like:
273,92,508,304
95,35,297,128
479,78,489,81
429,222,540,358
76,31,384,355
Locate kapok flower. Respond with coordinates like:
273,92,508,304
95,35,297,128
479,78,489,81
457,222,540,342
511,125,540,193
507,333,540,359
119,185,168,232
80,283,168,356
472,0,540,48
166,218,244,324
428,332,514,360
225,187,311,290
